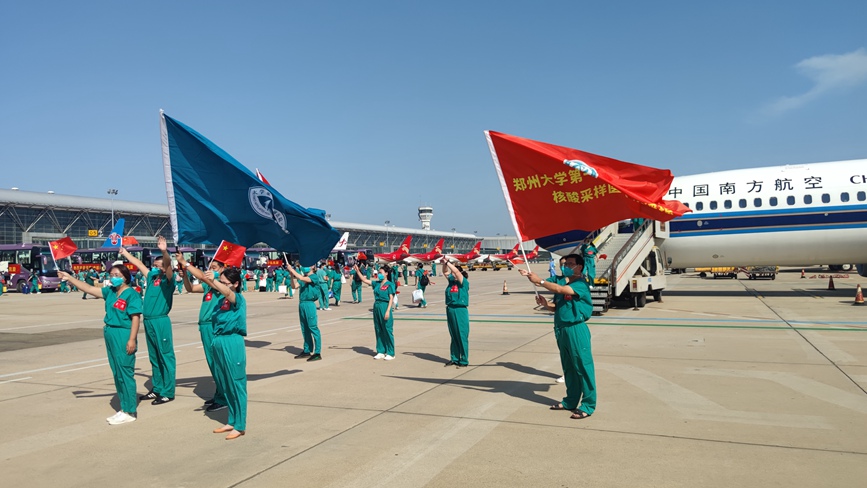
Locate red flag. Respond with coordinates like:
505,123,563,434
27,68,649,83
49,236,78,261
213,240,247,268
255,168,271,186
357,252,368,261
486,131,690,241
122,236,139,246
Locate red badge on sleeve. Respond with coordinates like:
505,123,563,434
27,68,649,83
564,295,572,301
380,284,389,291
450,285,459,293
154,278,161,286
113,299,128,311
220,299,231,311
204,292,212,302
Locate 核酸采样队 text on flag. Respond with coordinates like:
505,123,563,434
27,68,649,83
485,131,690,241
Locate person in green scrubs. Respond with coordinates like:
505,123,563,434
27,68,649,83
329,266,343,306
580,237,598,284
60,265,142,425
30,272,41,294
519,253,596,419
183,264,248,439
354,264,396,360
350,264,363,303
415,264,428,307
431,261,437,277
284,264,295,298
287,265,323,361
121,237,176,406
442,261,470,368
240,266,248,292
176,252,227,413
401,263,408,287
315,265,330,310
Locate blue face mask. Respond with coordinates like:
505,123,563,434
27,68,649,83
151,267,160,274
561,266,574,277
377,273,385,281
110,276,125,288
212,271,220,280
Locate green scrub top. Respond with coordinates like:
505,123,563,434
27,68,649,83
144,269,174,316
444,275,469,307
372,279,395,303
198,283,223,325
299,273,321,301
329,269,343,283
212,293,247,336
552,279,592,328
414,269,423,280
101,286,144,328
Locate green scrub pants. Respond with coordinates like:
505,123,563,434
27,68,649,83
299,301,321,354
104,326,137,413
351,281,361,302
241,278,248,292
584,261,596,283
417,284,427,306
331,282,342,304
317,283,329,309
554,322,596,415
211,334,247,431
446,306,470,366
199,322,226,405
266,278,275,292
372,301,394,356
144,315,176,398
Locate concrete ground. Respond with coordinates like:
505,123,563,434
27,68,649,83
0,265,865,487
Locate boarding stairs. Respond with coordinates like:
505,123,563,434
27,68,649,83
588,220,666,314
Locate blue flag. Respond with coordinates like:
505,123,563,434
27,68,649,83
101,218,125,248
159,112,340,266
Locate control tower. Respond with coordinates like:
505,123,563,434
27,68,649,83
418,206,433,230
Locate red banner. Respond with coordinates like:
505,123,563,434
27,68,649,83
8,263,21,274
72,263,103,272
486,131,690,241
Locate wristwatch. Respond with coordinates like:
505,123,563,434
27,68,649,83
184,263,191,268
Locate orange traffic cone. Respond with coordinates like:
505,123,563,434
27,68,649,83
800,269,805,279
502,280,509,295
855,284,864,305
828,276,835,290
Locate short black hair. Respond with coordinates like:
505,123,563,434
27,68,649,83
563,253,585,268
222,268,242,292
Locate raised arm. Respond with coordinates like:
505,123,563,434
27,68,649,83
175,252,203,293
59,271,103,298
184,260,236,304
119,247,149,276
353,265,372,285
157,236,173,280
287,265,313,284
442,260,463,284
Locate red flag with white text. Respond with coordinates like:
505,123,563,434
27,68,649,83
48,236,78,261
486,131,690,241
213,240,247,268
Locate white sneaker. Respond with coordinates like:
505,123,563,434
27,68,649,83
324,308,332,311
108,412,137,425
384,355,394,361
556,376,565,383
106,411,123,422
373,353,385,359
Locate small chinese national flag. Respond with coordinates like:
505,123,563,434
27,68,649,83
486,131,690,241
49,236,78,261
213,240,246,268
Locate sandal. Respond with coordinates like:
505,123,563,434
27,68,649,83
550,403,571,411
570,410,591,420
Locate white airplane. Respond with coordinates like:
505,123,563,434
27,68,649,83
541,159,867,277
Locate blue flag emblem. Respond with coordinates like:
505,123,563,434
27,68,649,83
159,112,340,265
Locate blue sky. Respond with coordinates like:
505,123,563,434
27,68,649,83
2,1,865,236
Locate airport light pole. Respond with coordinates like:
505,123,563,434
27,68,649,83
107,188,118,226
384,220,390,252
451,228,456,250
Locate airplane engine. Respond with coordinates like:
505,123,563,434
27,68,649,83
857,264,867,278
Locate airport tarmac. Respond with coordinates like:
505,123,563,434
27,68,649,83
0,265,865,487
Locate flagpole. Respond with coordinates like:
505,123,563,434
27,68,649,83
485,131,541,298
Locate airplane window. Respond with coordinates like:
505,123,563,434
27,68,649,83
841,193,849,202
769,197,778,206
710,201,718,210
804,195,813,204
754,198,762,207
696,202,704,211
859,191,866,201
821,194,830,203
787,195,795,205
724,200,732,209
738,199,747,208
683,202,690,208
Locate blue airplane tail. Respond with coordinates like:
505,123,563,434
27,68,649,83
101,218,126,248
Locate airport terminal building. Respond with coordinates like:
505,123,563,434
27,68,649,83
0,188,509,254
